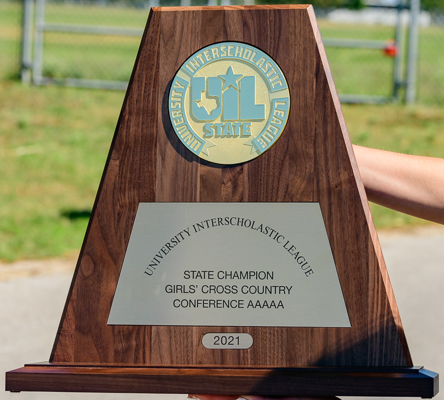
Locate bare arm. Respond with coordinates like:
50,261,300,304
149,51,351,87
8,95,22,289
353,145,444,224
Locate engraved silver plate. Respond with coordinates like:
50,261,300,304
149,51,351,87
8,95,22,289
107,203,350,328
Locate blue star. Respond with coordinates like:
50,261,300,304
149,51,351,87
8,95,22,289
219,67,243,90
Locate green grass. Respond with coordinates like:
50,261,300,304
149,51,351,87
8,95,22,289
1,1,444,261
42,33,140,81
417,25,444,105
344,103,444,229
0,2,21,79
320,21,396,98
0,81,124,261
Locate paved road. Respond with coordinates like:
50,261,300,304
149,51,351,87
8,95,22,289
2,226,444,400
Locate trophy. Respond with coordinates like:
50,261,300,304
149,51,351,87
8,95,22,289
6,5,438,397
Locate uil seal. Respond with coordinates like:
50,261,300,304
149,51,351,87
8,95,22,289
169,42,290,165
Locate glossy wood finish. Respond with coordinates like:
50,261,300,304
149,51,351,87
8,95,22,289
43,5,412,368
6,365,438,397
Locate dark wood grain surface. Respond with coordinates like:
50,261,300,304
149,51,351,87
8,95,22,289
48,5,412,368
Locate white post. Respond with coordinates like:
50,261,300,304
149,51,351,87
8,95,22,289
21,0,34,84
32,0,44,85
392,1,405,100
406,0,420,104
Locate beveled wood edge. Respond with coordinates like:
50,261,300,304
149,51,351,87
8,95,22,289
6,364,438,397
23,361,425,372
153,5,312,12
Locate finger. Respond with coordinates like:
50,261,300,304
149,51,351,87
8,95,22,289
242,397,341,400
189,396,340,400
188,395,239,400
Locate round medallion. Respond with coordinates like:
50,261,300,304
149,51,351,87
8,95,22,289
169,42,290,165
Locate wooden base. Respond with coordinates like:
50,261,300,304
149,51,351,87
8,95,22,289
6,363,438,397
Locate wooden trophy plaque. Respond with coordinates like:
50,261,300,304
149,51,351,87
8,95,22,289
6,5,438,397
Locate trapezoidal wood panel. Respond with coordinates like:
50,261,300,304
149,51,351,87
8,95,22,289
49,5,412,368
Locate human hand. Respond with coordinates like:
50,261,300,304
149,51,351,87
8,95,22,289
189,395,340,400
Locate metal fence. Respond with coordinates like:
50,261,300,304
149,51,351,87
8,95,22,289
18,0,444,105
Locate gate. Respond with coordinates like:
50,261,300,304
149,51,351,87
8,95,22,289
21,0,420,103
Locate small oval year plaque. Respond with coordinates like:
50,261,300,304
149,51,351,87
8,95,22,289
202,333,253,349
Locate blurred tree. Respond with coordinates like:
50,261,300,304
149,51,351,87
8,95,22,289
421,0,444,12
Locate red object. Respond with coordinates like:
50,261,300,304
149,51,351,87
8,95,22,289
383,40,398,57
